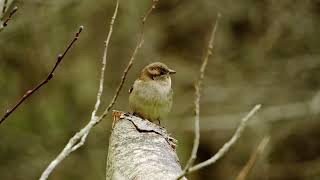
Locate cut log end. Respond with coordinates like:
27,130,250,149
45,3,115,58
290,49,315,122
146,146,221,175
106,110,186,180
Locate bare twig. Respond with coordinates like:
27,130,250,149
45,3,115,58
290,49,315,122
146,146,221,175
176,12,262,179
91,0,119,120
177,104,262,179
0,26,83,125
40,1,158,179
97,0,158,123
0,5,18,32
2,5,17,26
68,0,120,152
39,1,119,179
1,0,8,16
178,13,221,178
236,136,270,180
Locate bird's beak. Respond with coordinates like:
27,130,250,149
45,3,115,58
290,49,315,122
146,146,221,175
168,69,176,75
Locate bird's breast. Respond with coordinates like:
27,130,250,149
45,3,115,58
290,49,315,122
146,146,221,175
129,79,173,121
134,80,171,100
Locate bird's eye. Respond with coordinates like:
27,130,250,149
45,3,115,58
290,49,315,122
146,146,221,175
160,69,166,75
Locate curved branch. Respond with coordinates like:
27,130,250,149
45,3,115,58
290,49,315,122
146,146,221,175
39,0,159,179
178,13,221,178
97,0,158,123
0,5,18,32
0,26,83,124
177,105,262,179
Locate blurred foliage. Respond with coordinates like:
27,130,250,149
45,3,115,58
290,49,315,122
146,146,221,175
1,0,320,179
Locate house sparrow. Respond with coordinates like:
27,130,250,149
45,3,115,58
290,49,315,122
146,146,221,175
129,62,176,124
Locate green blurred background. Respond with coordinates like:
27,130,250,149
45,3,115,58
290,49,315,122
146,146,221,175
1,0,320,179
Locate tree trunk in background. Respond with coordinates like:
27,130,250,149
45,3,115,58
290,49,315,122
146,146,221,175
106,111,186,180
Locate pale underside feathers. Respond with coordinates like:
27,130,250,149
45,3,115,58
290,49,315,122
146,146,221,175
129,62,175,122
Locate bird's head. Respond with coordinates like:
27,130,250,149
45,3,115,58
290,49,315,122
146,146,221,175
141,62,176,81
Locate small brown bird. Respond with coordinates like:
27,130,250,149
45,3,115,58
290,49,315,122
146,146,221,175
129,62,176,124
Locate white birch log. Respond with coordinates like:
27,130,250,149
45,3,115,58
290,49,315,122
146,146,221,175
106,111,186,180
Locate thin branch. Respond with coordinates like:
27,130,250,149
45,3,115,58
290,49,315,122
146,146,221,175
181,95,319,131
0,26,83,125
178,13,221,178
236,136,270,180
177,104,262,179
1,0,8,16
40,0,158,179
91,0,119,121
0,5,18,32
69,0,120,152
39,1,119,179
97,0,158,123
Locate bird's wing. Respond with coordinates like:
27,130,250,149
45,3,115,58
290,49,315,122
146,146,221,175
129,85,133,94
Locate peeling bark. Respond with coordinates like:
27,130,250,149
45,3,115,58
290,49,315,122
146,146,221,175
106,111,186,180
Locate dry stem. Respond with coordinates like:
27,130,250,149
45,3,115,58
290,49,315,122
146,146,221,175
177,105,261,179
236,136,270,180
178,13,221,178
38,1,119,179
0,5,17,32
0,26,83,124
39,0,158,179
97,0,158,122
177,12,262,179
1,0,8,15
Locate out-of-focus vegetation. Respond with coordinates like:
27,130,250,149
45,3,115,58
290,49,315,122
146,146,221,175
1,0,320,179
